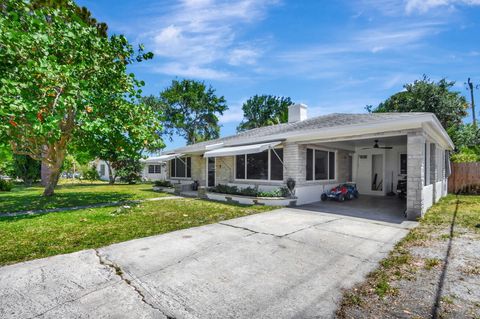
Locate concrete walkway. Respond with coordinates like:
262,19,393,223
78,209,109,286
0,196,182,217
0,207,417,319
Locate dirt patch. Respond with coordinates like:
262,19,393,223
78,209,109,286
337,225,480,319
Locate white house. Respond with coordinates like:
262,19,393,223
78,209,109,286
95,158,167,182
152,104,452,220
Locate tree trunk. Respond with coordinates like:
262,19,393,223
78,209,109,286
42,145,67,197
106,161,115,185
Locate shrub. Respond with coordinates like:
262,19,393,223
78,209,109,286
83,166,100,181
210,184,239,195
12,155,40,186
113,159,142,184
209,184,291,197
0,179,13,192
257,187,290,197
154,180,172,187
451,147,480,163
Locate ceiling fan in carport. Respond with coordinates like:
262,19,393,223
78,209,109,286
361,139,392,150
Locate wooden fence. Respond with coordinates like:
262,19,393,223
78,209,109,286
448,162,480,194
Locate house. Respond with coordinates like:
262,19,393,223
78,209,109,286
95,158,167,182
123,104,453,220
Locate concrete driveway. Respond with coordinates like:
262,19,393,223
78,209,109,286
0,206,417,319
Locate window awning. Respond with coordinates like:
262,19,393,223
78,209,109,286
142,153,183,163
203,141,281,158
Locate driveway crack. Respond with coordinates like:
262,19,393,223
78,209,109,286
94,249,176,319
219,218,341,239
218,222,281,237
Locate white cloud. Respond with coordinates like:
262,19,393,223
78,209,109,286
405,0,480,13
278,22,442,66
228,48,260,66
155,63,230,80
143,0,278,79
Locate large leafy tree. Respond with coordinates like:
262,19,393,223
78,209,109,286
149,79,228,145
76,99,164,184
0,0,154,195
366,75,468,130
237,95,294,132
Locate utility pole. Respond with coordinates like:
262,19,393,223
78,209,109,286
467,78,476,127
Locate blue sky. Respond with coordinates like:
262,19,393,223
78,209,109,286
77,0,480,151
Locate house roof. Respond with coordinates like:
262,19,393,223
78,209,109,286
169,112,453,154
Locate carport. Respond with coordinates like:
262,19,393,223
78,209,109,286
299,195,407,224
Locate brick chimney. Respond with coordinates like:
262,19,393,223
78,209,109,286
288,103,308,123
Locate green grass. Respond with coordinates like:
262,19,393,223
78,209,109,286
0,182,169,213
0,198,275,266
338,194,480,312
422,195,480,231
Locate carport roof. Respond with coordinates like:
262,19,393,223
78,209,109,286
167,112,452,154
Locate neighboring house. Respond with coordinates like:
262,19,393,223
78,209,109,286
154,104,453,220
94,159,167,182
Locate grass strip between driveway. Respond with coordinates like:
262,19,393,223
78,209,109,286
0,198,275,266
337,194,480,318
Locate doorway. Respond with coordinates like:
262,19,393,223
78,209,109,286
355,151,385,196
207,158,216,187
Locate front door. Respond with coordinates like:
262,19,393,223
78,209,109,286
207,158,215,187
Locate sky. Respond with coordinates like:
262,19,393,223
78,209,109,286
77,0,480,151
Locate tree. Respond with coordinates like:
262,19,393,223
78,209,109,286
113,158,143,184
75,99,163,184
0,0,153,196
12,155,41,186
0,143,14,177
152,79,228,145
366,75,468,130
237,95,294,132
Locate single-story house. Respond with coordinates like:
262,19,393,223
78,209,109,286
151,104,452,220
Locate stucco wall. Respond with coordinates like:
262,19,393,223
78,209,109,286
215,156,234,185
191,155,205,185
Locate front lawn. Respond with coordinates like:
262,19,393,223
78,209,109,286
338,195,480,319
0,182,169,213
0,198,274,266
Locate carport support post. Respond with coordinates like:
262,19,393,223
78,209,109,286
406,132,425,220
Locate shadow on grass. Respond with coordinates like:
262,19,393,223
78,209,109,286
0,191,135,214
431,195,459,319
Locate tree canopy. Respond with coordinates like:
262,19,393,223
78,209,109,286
237,95,294,132
366,75,468,130
148,79,228,145
0,0,156,195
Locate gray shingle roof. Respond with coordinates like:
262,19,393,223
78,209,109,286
172,112,431,153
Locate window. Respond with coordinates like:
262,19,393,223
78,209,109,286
99,164,105,176
247,150,269,179
400,154,407,175
306,149,313,180
270,149,283,180
235,155,245,179
306,148,336,181
170,157,191,178
315,150,328,180
235,148,283,181
148,165,161,174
